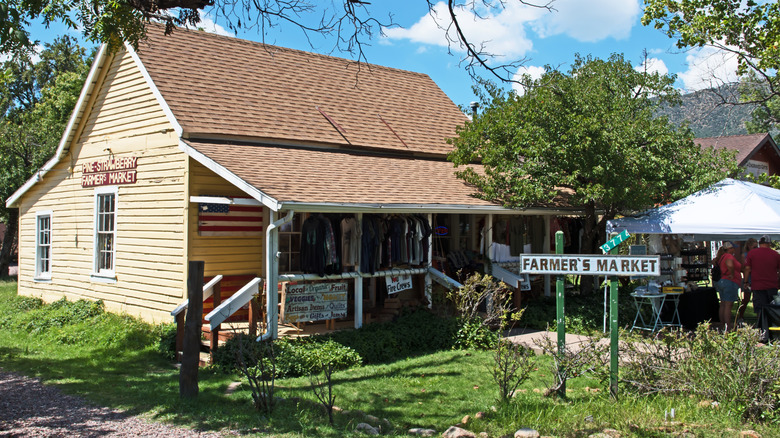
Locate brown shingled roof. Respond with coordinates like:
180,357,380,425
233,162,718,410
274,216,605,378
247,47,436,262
186,139,498,207
135,24,468,156
694,133,774,165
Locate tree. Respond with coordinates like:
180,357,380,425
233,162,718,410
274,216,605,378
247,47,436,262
448,54,737,291
642,0,780,130
0,0,551,83
0,36,92,276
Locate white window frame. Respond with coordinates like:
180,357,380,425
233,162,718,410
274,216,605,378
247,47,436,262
92,186,118,280
35,210,53,280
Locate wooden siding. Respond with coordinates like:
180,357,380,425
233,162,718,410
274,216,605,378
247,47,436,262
16,49,188,323
188,159,266,279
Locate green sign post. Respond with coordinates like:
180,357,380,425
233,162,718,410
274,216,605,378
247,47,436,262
609,240,620,398
555,231,566,398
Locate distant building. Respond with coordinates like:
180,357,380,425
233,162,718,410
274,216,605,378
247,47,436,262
695,133,780,177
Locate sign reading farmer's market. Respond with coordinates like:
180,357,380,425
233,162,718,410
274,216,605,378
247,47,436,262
520,254,660,276
284,282,348,323
81,156,138,187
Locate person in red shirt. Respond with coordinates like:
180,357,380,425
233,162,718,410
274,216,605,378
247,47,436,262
715,241,741,332
743,235,780,326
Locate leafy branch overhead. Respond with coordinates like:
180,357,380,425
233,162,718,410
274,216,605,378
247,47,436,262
642,0,780,130
1,0,551,83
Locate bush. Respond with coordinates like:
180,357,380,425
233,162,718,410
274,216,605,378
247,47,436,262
155,323,178,361
214,308,458,372
214,335,361,377
621,325,780,421
322,308,459,363
453,318,498,350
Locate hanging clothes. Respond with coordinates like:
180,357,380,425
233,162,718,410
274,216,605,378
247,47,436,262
341,217,360,267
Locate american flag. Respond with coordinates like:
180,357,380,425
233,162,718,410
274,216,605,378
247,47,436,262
198,201,263,236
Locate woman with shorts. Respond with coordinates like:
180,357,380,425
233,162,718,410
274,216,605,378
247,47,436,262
715,241,741,332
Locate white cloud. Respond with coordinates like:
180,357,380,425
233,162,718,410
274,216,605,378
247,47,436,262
635,57,669,75
677,46,740,92
533,0,641,42
383,1,543,61
384,0,641,62
186,12,233,37
512,65,546,95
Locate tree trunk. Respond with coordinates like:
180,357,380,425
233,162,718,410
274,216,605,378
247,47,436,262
579,202,600,295
180,260,204,399
0,209,19,277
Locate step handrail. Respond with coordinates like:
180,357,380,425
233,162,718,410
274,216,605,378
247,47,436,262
427,267,462,289
170,274,223,317
491,264,525,289
205,277,263,330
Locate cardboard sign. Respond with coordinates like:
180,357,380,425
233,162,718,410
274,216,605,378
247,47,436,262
385,275,413,294
284,282,348,323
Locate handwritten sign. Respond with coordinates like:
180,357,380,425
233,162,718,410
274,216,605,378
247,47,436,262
284,282,348,323
82,156,138,187
385,275,413,294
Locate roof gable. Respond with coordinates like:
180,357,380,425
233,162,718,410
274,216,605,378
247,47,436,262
134,24,468,156
695,133,778,165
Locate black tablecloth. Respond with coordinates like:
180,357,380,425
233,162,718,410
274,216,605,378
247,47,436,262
758,304,780,341
676,287,719,330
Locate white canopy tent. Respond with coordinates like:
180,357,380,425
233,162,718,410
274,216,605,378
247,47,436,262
606,178,780,241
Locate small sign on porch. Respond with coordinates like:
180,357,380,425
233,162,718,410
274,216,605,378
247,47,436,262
283,282,348,323
385,275,413,294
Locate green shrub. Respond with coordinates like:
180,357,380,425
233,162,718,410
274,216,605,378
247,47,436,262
453,317,498,350
621,325,780,422
215,308,457,372
155,323,178,361
215,335,361,377
321,308,459,363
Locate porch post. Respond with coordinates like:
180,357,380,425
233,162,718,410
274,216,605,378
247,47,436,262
267,210,280,339
355,213,363,328
425,213,433,308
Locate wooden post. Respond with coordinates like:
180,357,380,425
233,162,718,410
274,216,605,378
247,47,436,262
175,312,185,362
180,261,204,399
249,296,260,337
209,282,221,364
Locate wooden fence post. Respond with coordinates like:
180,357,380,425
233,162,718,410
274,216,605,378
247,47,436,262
180,261,204,399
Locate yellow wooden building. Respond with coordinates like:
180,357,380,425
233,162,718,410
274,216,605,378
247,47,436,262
6,25,579,335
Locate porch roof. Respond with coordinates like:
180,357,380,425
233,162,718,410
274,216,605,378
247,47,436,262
182,139,580,214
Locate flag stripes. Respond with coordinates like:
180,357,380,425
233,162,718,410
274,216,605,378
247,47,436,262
198,201,263,236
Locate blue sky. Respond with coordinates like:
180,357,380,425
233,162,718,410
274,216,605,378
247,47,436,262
25,0,742,110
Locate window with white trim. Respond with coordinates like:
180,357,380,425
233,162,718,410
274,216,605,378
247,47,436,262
35,211,52,279
94,187,117,276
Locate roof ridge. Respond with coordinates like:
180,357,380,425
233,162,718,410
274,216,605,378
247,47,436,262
143,21,430,79
695,132,769,141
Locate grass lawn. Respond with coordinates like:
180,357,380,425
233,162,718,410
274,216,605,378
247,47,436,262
1,279,777,437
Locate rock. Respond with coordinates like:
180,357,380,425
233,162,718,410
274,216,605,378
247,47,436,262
356,423,379,435
408,428,437,437
365,414,380,423
587,433,612,438
475,411,486,419
332,406,343,413
602,429,621,437
479,433,489,438
461,415,471,425
514,428,540,438
443,426,477,438
739,431,762,438
381,418,392,430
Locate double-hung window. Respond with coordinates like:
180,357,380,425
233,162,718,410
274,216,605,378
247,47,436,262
93,187,117,277
35,211,52,279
